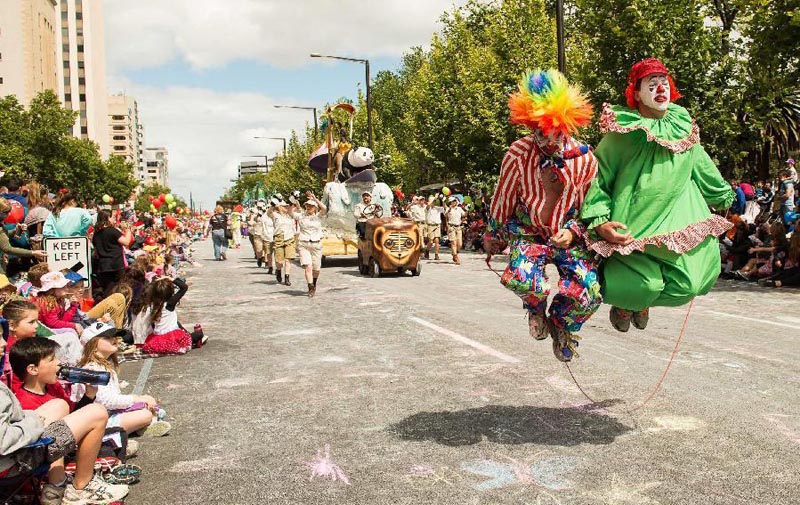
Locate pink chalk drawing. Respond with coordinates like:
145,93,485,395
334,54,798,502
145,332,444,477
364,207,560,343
304,445,351,485
409,465,436,476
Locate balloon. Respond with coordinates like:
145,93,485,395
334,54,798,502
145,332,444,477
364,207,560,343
153,200,162,209
203,210,209,215
148,195,154,202
169,201,176,209
109,197,114,204
159,193,166,202
150,204,156,212
3,201,24,224
102,194,111,203
234,204,243,212
463,196,473,205
176,207,182,214
165,193,175,203
164,215,177,230
442,187,451,196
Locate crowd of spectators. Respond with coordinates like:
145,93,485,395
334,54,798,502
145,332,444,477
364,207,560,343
0,179,207,504
722,159,800,288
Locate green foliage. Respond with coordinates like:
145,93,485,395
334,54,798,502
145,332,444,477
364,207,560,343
0,90,138,201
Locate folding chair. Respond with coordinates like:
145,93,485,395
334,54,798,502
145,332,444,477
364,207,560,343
0,437,54,505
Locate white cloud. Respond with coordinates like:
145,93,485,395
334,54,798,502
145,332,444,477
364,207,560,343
118,79,307,208
105,0,468,72
103,0,474,208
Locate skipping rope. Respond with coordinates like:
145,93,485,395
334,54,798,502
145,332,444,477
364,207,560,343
485,254,695,414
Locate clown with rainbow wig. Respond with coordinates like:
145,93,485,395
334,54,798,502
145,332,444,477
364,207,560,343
581,58,734,332
486,69,601,362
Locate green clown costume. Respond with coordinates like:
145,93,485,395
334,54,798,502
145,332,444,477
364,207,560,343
581,86,734,313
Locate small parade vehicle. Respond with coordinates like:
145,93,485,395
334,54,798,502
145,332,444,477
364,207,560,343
358,217,422,277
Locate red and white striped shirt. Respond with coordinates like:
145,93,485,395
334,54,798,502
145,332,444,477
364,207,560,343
490,136,598,236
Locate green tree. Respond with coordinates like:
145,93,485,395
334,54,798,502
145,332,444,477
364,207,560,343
0,90,137,200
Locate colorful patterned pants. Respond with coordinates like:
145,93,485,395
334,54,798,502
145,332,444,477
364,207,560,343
500,238,602,333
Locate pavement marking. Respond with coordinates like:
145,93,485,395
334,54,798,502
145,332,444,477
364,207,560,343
706,310,800,330
409,316,521,363
133,358,153,395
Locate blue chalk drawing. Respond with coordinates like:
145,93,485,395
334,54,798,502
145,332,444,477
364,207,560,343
461,456,579,491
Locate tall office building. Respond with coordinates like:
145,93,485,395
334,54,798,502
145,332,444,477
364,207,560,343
107,93,140,169
143,147,169,187
0,0,59,105
57,0,109,157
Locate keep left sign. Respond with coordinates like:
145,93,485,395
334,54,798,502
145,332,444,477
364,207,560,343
44,236,91,282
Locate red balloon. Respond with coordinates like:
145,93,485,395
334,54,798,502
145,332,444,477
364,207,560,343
164,215,177,230
159,193,166,202
175,207,182,214
3,201,24,224
153,200,162,209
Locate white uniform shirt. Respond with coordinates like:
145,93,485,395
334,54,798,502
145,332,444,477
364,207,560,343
272,212,296,239
446,206,466,226
294,211,323,242
410,205,426,222
426,206,445,225
261,211,275,241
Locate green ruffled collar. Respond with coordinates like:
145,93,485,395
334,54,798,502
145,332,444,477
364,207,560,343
600,103,700,153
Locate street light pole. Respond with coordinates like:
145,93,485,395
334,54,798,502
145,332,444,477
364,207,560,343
253,136,287,156
310,53,373,150
365,59,372,149
273,105,319,140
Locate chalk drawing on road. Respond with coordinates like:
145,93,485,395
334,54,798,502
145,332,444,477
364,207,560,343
460,455,580,491
583,474,662,504
304,444,351,485
319,355,348,363
648,415,705,432
763,414,800,445
214,377,252,389
406,464,465,487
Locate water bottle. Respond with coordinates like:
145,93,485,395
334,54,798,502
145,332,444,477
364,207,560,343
57,366,111,386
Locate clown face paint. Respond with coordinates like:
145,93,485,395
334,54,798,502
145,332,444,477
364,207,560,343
638,74,670,111
533,130,567,156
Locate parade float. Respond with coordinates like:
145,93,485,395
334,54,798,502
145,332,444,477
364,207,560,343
309,103,422,275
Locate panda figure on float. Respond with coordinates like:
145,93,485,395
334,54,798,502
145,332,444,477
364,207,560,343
337,145,376,183
321,144,392,235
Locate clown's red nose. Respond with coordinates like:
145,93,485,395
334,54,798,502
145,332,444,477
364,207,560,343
656,84,665,93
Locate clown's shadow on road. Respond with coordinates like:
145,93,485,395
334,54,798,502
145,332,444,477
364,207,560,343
389,403,631,447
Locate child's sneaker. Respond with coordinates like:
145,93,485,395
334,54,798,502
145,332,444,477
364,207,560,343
62,475,129,504
103,463,142,485
138,420,171,437
40,483,66,505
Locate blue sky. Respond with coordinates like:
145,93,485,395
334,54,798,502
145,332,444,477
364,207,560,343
103,0,469,208
124,57,402,105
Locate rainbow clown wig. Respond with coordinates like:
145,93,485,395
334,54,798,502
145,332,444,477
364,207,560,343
508,69,593,138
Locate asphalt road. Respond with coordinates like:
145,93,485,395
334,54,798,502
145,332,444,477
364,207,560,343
121,240,800,505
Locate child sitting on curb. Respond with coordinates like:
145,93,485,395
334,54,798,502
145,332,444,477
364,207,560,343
74,331,171,438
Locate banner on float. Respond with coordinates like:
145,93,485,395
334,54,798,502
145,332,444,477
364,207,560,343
44,236,91,286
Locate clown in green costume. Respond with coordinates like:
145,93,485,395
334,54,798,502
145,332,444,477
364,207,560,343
581,58,734,332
